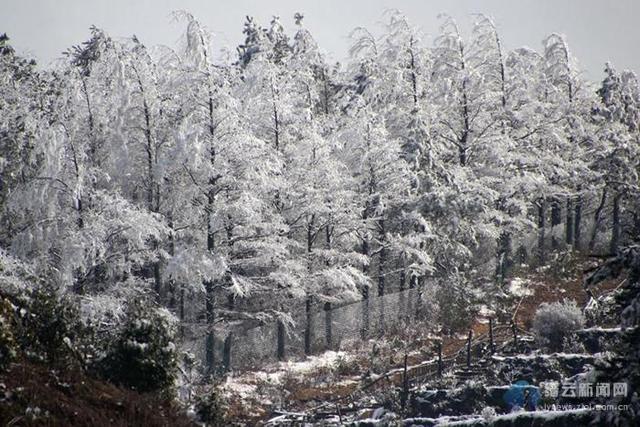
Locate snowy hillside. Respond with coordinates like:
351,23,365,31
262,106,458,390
1,6,639,427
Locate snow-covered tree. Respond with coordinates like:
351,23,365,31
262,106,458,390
592,63,640,253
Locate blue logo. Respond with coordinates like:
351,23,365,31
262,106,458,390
503,380,541,411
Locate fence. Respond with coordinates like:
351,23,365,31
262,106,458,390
265,320,532,423
182,284,435,372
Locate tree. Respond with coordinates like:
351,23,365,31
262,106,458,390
542,34,594,250
101,299,178,393
168,14,308,373
592,63,640,253
0,34,44,247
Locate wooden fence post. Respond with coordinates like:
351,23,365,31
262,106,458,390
277,320,286,361
437,341,443,378
489,318,495,354
401,353,409,409
466,330,472,368
324,302,332,349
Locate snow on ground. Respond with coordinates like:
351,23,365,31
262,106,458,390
491,352,601,361
405,408,593,426
508,277,534,297
477,305,496,321
223,377,258,398
276,350,351,375
578,326,622,332
223,350,353,398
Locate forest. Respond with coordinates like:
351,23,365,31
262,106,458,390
0,10,639,426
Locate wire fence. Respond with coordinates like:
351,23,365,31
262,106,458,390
182,284,435,372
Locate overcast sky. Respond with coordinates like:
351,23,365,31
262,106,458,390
2,0,639,80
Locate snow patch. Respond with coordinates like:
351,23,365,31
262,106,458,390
508,277,533,297
223,350,353,398
275,350,350,375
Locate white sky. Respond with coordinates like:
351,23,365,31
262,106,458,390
2,0,639,80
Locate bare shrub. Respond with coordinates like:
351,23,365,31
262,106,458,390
532,300,585,352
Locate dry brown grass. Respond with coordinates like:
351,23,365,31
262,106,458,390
0,358,195,426
512,255,620,330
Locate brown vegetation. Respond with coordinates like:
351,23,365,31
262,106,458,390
0,358,195,427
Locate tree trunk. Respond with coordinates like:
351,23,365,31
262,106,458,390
179,288,185,321
398,257,406,321
321,69,331,116
516,245,528,264
168,219,176,309
324,302,332,348
76,197,84,229
225,289,234,309
589,188,607,252
610,192,622,254
361,286,370,339
304,296,312,355
205,282,216,376
378,219,386,298
496,231,512,283
304,216,315,355
409,271,418,289
134,70,163,301
222,333,232,373
551,198,561,249
437,341,443,377
276,320,286,361
205,188,216,375
325,225,332,265
459,45,470,167
361,219,370,338
566,196,574,246
81,77,98,166
179,287,185,338
409,37,418,106
153,261,163,301
414,276,424,318
459,146,467,167
538,200,546,264
271,81,280,151
574,194,582,250
377,219,386,335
